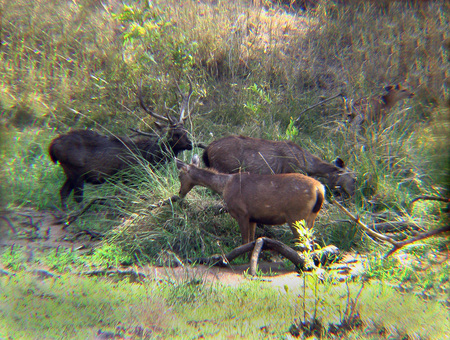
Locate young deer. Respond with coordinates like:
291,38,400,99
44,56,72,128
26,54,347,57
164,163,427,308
344,84,414,127
176,156,325,245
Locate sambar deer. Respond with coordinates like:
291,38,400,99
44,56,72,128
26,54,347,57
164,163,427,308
344,84,415,127
202,135,356,197
176,156,325,245
49,80,196,209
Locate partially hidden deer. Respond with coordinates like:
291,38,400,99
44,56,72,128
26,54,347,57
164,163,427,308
176,156,325,245
49,80,197,209
202,135,356,197
344,84,415,128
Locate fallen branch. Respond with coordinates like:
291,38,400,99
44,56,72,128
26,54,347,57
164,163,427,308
410,195,450,209
384,225,450,257
331,200,450,257
250,238,265,276
373,221,423,233
194,237,309,272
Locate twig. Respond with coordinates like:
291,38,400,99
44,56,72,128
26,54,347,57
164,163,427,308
80,269,147,282
372,221,423,233
147,195,180,210
331,200,400,245
410,195,450,206
295,93,344,124
384,225,450,257
66,197,113,226
0,215,17,234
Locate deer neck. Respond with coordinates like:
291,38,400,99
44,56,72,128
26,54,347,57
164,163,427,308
291,146,337,178
190,167,231,195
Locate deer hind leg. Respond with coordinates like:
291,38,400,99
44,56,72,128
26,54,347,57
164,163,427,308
249,222,257,243
235,216,252,245
73,179,85,203
60,178,76,210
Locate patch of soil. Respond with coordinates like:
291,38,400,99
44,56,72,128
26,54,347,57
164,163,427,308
1,208,447,299
0,208,99,252
0,208,368,293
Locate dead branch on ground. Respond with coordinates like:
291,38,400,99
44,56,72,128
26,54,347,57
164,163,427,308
331,200,450,257
410,195,450,206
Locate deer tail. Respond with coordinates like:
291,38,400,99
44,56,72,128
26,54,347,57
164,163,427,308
202,149,210,168
48,141,59,163
312,185,325,213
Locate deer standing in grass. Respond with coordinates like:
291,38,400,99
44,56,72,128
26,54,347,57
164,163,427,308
344,84,415,128
177,156,325,245
202,135,356,197
49,80,196,209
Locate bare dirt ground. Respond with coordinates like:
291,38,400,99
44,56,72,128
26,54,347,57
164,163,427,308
2,207,448,298
0,207,368,292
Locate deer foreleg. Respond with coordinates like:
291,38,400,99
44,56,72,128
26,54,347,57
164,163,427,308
60,178,76,210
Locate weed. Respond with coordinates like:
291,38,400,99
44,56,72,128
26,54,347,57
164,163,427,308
40,246,83,273
92,243,133,268
1,245,26,271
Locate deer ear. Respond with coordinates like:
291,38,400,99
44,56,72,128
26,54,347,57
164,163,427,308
191,154,200,167
334,157,345,169
385,85,394,92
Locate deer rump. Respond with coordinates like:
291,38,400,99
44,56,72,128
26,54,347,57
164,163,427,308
224,173,324,227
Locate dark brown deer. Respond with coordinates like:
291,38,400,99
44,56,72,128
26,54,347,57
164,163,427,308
177,156,325,245
202,135,356,197
49,81,196,209
344,84,415,127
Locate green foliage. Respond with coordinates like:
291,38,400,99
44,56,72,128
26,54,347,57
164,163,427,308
1,245,26,271
1,127,62,210
41,247,83,273
92,243,133,267
364,247,449,296
283,117,299,141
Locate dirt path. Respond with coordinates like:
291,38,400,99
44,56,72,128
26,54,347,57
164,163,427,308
0,207,370,293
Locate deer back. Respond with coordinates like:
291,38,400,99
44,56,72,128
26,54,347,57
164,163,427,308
223,172,325,227
203,135,356,196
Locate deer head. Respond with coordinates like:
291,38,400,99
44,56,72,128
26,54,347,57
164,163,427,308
138,78,198,155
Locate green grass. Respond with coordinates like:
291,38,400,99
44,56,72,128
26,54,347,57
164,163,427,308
1,0,449,338
0,268,448,339
0,126,63,210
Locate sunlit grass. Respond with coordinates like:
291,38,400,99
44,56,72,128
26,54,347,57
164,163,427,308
0,269,448,339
